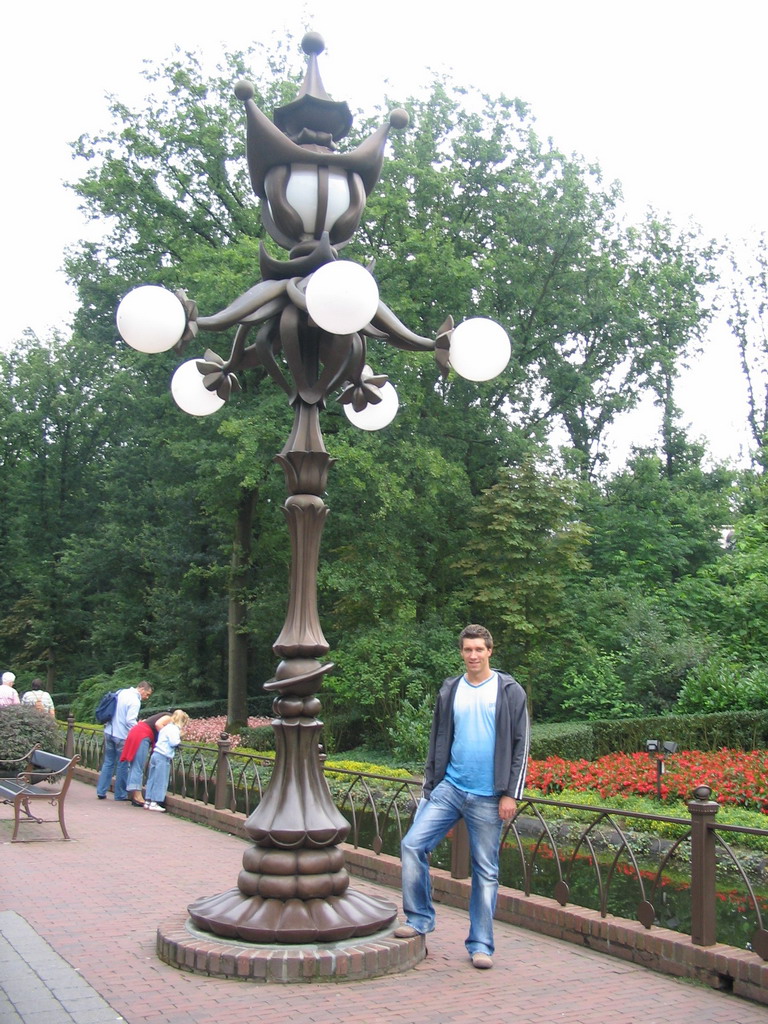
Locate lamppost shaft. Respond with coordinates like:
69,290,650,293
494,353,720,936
188,320,398,943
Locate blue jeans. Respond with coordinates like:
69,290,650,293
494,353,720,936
144,751,172,804
125,737,151,792
96,734,129,799
401,779,503,956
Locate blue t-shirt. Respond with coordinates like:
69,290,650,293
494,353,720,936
445,673,498,796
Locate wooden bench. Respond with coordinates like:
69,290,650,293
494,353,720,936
0,748,80,841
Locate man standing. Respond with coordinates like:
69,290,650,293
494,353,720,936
0,672,20,707
395,625,529,969
96,681,153,800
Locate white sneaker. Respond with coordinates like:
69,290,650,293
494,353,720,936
146,801,166,812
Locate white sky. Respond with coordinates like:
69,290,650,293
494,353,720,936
2,0,765,466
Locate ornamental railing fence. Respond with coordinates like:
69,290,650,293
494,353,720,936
63,717,768,960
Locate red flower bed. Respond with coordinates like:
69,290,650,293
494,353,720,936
526,749,768,814
184,715,271,749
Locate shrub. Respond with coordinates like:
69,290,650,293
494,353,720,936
523,711,768,762
325,621,458,746
0,707,62,762
388,697,433,767
318,695,366,756
561,653,644,721
674,655,768,714
323,759,415,781
70,664,152,723
589,710,768,757
239,725,277,752
530,722,594,761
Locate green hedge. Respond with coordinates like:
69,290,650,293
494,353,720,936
531,710,768,760
239,725,277,751
0,707,63,762
530,722,595,761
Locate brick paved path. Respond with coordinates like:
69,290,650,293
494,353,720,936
1,780,765,1024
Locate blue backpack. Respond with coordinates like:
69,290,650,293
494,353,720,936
94,690,118,724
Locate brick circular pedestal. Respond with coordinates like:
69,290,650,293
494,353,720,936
157,917,426,983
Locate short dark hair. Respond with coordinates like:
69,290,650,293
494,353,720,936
459,624,493,650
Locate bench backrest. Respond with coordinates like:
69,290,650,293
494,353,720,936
29,750,71,774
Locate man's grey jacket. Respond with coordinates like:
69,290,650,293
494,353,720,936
423,671,530,800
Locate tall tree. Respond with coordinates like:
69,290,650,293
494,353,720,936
726,232,768,470
627,215,718,475
454,456,591,716
0,331,163,684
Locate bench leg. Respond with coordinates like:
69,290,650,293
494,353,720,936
57,800,71,841
11,797,44,841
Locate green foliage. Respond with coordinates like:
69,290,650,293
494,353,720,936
714,804,768,852
528,722,595,761
674,655,768,713
330,745,404,768
387,696,434,768
324,621,459,747
323,759,414,781
522,711,768,760
238,725,277,752
523,789,768,853
69,663,189,723
551,585,707,719
583,452,733,589
589,711,768,758
675,503,768,666
521,787,692,842
561,653,644,721
455,456,591,712
0,707,62,761
726,233,768,469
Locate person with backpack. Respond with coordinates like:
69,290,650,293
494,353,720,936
96,681,153,801
20,678,55,716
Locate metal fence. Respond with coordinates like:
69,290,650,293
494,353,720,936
64,717,768,960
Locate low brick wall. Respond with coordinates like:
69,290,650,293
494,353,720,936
75,767,768,1004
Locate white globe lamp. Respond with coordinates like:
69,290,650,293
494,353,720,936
305,262,379,335
171,359,226,417
449,318,511,381
116,285,187,354
344,380,399,431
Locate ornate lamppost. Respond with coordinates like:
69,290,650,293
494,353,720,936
117,32,510,973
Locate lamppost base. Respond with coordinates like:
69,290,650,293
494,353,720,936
157,913,426,983
187,886,396,942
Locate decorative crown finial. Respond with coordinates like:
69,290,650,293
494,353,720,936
273,31,351,144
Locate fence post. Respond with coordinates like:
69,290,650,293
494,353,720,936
214,733,232,810
451,818,470,879
688,784,719,947
65,713,75,759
